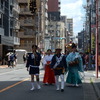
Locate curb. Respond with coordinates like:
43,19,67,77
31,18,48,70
91,79,100,100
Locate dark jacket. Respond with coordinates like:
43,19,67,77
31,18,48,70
26,52,41,68
50,54,67,69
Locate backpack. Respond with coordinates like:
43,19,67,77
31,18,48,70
10,54,15,61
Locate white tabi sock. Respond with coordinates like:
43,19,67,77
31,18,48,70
36,82,41,89
55,76,60,90
60,75,64,89
30,82,35,90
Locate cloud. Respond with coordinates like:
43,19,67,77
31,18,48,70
61,0,85,35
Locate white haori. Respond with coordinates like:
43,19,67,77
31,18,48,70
42,55,53,65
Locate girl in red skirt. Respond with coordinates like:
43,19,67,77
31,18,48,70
43,49,55,85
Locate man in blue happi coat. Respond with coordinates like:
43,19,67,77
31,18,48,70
51,47,67,92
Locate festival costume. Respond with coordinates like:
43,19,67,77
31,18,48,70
26,52,41,90
43,55,55,84
51,54,67,91
66,52,83,86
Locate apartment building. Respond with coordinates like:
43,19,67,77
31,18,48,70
48,0,61,21
48,21,66,52
60,16,70,44
17,0,36,52
0,0,20,59
41,0,48,51
67,18,73,36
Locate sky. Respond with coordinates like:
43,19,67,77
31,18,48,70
61,0,86,36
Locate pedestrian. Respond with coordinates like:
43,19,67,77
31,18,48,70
66,43,83,87
43,49,55,85
50,47,67,92
7,52,14,68
9,53,16,68
80,52,86,70
26,45,41,91
23,52,27,63
91,54,95,70
84,52,89,70
13,50,17,67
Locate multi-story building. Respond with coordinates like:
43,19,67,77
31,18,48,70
84,0,96,53
40,0,48,51
67,18,73,36
48,0,61,21
46,0,62,51
48,21,66,52
17,0,36,52
77,31,84,52
60,16,70,44
0,0,20,60
13,0,20,47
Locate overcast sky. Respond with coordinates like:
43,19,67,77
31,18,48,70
61,0,86,36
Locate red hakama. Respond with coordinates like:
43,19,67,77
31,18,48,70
43,61,55,84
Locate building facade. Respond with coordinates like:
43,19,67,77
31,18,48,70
48,0,61,21
40,0,48,51
84,0,97,53
48,21,66,52
0,0,20,60
67,18,73,36
17,0,36,52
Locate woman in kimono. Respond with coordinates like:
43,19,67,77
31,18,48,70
43,49,55,85
66,43,84,87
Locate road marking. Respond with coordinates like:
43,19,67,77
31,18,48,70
0,78,30,93
0,72,44,93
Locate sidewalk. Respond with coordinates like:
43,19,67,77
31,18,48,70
91,72,100,100
83,71,98,100
0,65,8,68
0,64,26,74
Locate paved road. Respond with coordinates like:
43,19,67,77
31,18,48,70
0,65,98,100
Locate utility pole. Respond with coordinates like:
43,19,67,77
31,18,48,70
88,4,92,69
96,0,99,78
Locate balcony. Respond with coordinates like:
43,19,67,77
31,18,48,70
10,0,14,6
45,13,48,18
18,32,35,38
13,4,20,13
45,4,48,10
0,7,4,13
20,20,34,27
0,27,4,36
14,21,20,30
18,0,28,4
14,37,20,45
10,11,13,17
20,8,33,15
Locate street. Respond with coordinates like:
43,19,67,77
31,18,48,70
0,64,98,100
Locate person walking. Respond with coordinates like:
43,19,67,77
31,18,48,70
43,49,55,85
50,47,67,92
13,50,17,67
84,52,89,71
23,52,27,63
26,45,41,91
66,43,83,87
